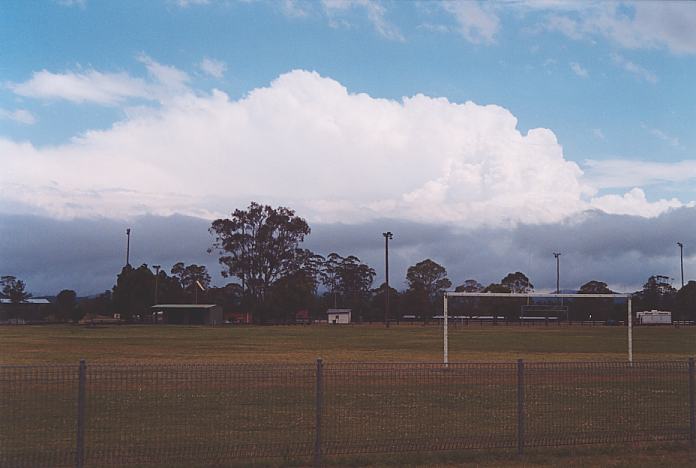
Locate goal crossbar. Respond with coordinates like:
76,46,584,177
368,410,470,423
445,292,631,298
442,291,634,365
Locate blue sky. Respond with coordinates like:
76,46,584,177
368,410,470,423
1,1,695,294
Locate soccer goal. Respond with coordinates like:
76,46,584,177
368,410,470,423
442,292,634,364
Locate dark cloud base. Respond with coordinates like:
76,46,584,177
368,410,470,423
1,208,694,296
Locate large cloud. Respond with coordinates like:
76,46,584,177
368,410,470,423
3,209,694,296
2,66,684,226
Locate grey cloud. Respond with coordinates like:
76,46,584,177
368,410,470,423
2,208,694,296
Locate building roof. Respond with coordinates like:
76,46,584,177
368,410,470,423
0,298,51,304
326,309,351,314
151,304,218,309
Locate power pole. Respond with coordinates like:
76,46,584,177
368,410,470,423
383,232,393,328
125,228,131,267
553,252,561,294
677,242,684,288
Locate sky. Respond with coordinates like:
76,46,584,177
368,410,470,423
1,0,695,296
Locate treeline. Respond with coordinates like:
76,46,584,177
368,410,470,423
2,202,695,323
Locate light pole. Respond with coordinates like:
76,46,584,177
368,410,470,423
677,242,684,288
383,232,393,328
153,265,161,304
125,228,131,267
553,252,561,294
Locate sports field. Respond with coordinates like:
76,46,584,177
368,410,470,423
2,324,696,467
0,323,694,364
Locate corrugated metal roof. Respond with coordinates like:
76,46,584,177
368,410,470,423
326,309,351,314
0,298,51,304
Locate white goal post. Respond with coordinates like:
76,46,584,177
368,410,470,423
442,292,633,364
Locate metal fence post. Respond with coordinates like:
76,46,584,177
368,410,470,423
517,359,525,455
76,359,86,468
314,358,324,467
689,357,695,446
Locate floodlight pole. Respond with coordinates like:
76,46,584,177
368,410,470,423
553,252,561,294
125,228,131,267
153,265,160,304
628,296,633,363
678,242,684,288
443,292,448,366
383,232,393,328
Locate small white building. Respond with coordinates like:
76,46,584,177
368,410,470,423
326,309,351,324
637,310,672,325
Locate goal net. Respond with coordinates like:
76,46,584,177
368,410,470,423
442,292,633,364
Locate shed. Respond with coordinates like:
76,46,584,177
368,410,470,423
151,304,223,325
0,298,51,322
326,308,351,324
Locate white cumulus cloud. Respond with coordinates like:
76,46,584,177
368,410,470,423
590,188,682,218
0,67,686,225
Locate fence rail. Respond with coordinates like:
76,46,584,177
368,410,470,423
1,359,695,467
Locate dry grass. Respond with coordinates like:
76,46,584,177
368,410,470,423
0,323,694,365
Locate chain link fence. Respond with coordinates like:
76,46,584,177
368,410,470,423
1,359,694,467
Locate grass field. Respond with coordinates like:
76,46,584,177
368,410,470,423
1,323,695,364
2,324,695,467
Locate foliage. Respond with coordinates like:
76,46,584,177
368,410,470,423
578,280,613,294
264,250,324,322
405,259,451,322
318,254,375,321
79,290,113,319
482,283,511,293
369,282,400,323
500,272,533,293
675,281,696,320
0,276,31,303
209,202,312,306
481,283,514,324
634,275,676,312
576,280,616,321
55,289,77,322
153,270,185,304
112,265,155,320
170,262,211,302
319,252,343,308
455,280,483,293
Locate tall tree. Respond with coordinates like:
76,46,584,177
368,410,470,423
0,276,31,303
264,249,324,322
171,262,211,301
55,289,77,322
405,259,452,322
112,264,155,320
634,275,676,311
500,272,533,293
675,281,696,321
333,255,375,320
319,252,343,308
209,202,312,305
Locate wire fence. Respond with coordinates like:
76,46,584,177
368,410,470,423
1,359,694,467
